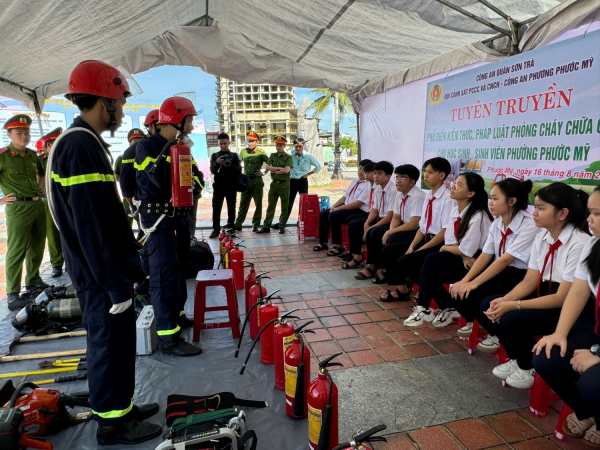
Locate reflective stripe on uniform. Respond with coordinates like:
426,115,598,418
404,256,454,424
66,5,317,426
92,399,133,419
122,158,135,164
194,176,203,188
134,155,171,171
179,310,185,316
157,325,181,336
51,172,115,186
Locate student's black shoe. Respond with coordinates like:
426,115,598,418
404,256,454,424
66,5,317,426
209,231,219,238
130,403,160,421
272,223,280,229
161,337,202,357
177,315,195,329
279,228,286,234
7,293,32,311
252,226,259,232
96,420,162,446
51,267,62,277
256,227,271,234
235,226,243,232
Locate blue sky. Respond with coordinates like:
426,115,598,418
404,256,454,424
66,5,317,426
132,65,357,138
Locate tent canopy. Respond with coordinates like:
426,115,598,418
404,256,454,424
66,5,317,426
1,0,595,111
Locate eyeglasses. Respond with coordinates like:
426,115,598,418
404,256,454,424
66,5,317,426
396,177,409,181
450,182,467,190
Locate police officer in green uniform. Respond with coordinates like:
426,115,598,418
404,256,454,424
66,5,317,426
257,136,294,235
234,131,269,232
36,127,64,277
115,128,144,227
1,114,48,310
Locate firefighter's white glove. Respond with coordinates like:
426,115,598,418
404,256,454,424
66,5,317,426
109,299,132,314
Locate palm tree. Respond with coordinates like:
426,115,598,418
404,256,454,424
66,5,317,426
308,89,354,179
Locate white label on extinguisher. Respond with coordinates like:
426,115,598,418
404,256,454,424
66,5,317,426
284,363,297,398
283,334,294,363
308,404,322,448
179,154,193,186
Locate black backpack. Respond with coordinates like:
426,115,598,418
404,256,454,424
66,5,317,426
186,239,214,279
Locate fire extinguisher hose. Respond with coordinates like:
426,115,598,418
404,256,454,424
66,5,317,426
292,339,306,418
317,372,334,450
235,299,264,358
239,317,279,375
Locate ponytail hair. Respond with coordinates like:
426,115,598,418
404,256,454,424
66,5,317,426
456,173,493,241
536,182,590,234
495,178,533,222
584,185,600,285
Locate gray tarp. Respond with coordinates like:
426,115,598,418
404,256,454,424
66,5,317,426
0,0,574,111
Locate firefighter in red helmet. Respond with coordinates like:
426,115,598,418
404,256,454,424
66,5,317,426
47,60,161,445
134,96,202,357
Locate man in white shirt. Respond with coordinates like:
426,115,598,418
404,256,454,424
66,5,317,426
313,160,372,252
380,157,454,301
343,161,395,269
356,164,424,281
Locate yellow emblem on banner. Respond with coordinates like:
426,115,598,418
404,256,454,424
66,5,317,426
429,82,443,105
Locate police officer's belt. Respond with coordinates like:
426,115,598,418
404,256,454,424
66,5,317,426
139,202,192,216
14,197,41,202
271,180,288,184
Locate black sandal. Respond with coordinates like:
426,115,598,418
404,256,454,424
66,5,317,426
379,288,410,302
354,267,376,280
372,271,387,284
326,246,345,256
342,258,363,269
313,243,329,252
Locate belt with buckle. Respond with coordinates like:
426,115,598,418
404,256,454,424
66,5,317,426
14,197,41,202
139,201,191,217
272,179,288,184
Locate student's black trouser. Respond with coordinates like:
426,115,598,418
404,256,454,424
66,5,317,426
418,251,470,310
212,184,237,232
347,215,376,255
533,318,600,423
288,177,309,217
318,209,367,245
382,233,438,285
365,225,390,268
441,266,527,324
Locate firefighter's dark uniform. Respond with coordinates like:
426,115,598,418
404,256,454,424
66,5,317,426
49,117,144,425
135,132,192,342
39,150,65,273
0,141,47,296
114,155,133,227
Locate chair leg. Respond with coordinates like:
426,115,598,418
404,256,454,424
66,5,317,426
554,403,574,441
529,373,552,418
226,281,241,339
193,283,206,343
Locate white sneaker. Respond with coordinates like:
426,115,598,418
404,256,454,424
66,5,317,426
506,368,535,389
492,359,519,380
432,308,461,328
403,306,433,327
477,335,500,353
457,322,473,337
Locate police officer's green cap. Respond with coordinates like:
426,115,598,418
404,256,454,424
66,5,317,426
274,135,287,144
4,114,32,130
246,131,259,141
128,128,144,143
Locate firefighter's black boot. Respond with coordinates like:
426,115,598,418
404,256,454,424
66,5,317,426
162,337,202,357
131,403,160,421
96,420,162,446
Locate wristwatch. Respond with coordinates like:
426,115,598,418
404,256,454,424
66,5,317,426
591,344,600,356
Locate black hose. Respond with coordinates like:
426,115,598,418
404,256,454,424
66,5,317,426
317,372,334,450
239,317,279,375
292,339,306,418
235,300,263,358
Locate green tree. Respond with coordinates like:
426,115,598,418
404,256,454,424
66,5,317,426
340,136,357,156
308,89,355,179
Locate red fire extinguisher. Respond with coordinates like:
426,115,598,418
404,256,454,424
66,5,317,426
273,310,300,391
249,273,269,339
332,425,387,450
235,288,279,359
218,228,226,257
243,261,258,315
170,141,194,207
257,292,281,365
285,321,316,419
222,237,242,270
231,243,246,290
308,352,343,450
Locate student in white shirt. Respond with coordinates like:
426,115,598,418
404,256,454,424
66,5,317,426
449,178,538,352
313,159,372,252
533,185,600,445
404,173,492,327
380,157,453,301
342,161,396,269
355,164,424,281
478,182,591,389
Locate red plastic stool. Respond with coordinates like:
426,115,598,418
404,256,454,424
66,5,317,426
554,403,574,441
193,269,241,342
529,373,561,417
341,224,351,250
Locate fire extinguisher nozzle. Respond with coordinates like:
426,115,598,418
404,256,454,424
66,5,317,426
239,364,246,375
234,350,240,358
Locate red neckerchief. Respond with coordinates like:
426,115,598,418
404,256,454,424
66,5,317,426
537,239,562,296
424,197,435,243
347,180,363,200
400,195,409,224
454,217,462,243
